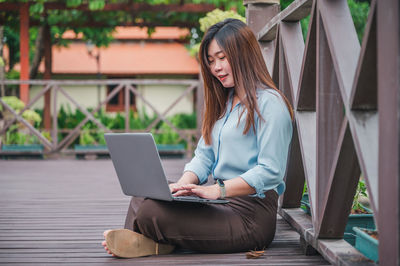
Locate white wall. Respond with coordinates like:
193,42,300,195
136,84,193,117
29,83,194,117
30,85,106,113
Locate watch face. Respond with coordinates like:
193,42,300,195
217,179,225,187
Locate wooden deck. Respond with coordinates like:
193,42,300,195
0,159,330,265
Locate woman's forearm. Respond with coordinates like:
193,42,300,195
172,176,256,199
223,177,256,197
176,171,199,185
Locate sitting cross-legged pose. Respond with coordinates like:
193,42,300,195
102,18,293,258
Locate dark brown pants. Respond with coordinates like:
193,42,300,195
124,190,278,253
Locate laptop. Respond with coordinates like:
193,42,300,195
105,133,229,204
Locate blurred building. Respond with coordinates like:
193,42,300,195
28,26,200,116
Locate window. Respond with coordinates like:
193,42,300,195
106,84,136,112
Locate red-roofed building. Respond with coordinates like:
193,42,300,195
27,26,200,115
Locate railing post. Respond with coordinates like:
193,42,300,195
52,85,58,152
377,0,400,264
43,22,52,131
244,0,279,77
19,3,29,104
125,84,130,132
244,0,280,34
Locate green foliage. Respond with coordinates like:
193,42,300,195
352,179,368,212
5,69,20,79
0,96,25,111
2,0,245,73
79,127,97,145
3,124,39,145
0,96,44,144
199,9,246,33
153,113,196,145
303,181,307,195
170,112,196,129
348,0,370,43
55,104,195,146
189,8,245,57
21,109,42,126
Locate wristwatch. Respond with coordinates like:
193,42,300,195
216,179,226,199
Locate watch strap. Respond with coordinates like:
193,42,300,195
216,179,226,199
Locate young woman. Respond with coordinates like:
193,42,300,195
102,18,293,258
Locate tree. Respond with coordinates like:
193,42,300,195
0,0,245,79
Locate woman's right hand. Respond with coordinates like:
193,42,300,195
169,171,200,194
169,183,193,196
169,183,181,193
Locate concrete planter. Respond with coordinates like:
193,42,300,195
1,144,44,159
301,193,375,246
353,227,379,263
2,144,44,152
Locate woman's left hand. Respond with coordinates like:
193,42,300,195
172,184,221,200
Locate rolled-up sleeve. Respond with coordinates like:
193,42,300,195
183,137,215,184
240,93,293,197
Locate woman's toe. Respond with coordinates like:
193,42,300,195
103,230,111,238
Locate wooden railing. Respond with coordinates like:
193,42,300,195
246,0,399,264
0,79,201,158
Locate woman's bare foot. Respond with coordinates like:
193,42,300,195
102,230,116,256
101,229,174,258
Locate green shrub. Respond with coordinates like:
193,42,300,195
0,96,25,112
4,125,40,145
79,128,97,146
189,9,246,57
153,113,197,145
22,109,42,126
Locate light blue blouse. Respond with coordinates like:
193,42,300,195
184,88,293,198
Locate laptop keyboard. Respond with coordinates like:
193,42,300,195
173,196,203,200
172,195,229,204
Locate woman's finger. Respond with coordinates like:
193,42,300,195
179,184,198,190
173,189,193,197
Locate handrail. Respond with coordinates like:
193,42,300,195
0,79,200,158
247,0,386,264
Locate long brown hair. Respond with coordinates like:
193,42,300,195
199,18,293,145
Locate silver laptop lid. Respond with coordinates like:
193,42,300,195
105,133,173,201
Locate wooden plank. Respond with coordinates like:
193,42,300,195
279,208,374,265
124,85,130,132
316,5,345,231
319,0,360,101
350,1,377,110
348,111,379,214
377,0,400,263
257,0,313,41
317,120,360,238
280,21,305,105
296,0,316,111
296,111,316,217
0,160,329,265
